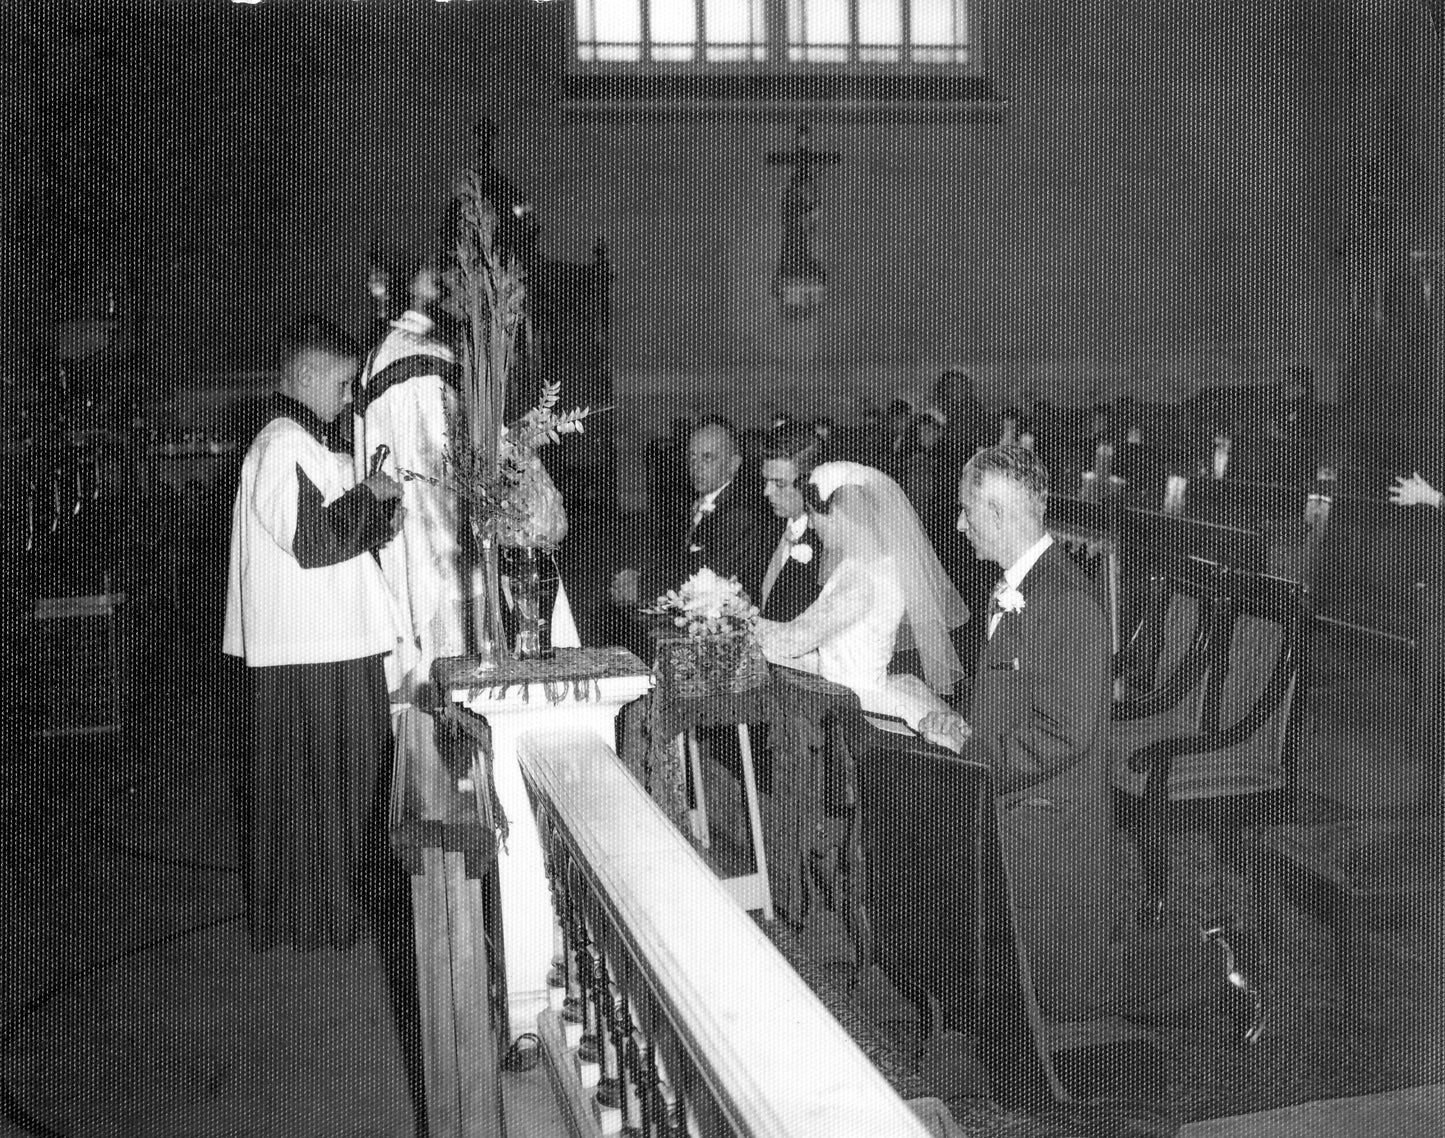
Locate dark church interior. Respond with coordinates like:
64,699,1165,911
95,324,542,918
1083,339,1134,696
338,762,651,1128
4,1,1444,1136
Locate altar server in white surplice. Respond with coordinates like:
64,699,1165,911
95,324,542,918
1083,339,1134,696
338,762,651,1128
223,315,404,952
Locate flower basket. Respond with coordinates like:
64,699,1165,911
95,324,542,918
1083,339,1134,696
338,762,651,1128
660,630,770,699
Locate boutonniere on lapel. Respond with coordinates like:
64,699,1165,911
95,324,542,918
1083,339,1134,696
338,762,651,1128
997,585,1026,614
789,541,814,564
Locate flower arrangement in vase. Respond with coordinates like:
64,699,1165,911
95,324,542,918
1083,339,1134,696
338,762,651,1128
642,568,768,696
424,169,596,663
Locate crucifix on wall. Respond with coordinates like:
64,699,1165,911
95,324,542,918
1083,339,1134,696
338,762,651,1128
767,124,841,319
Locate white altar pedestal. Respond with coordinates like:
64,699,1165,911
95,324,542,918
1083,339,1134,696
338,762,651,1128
444,648,652,1040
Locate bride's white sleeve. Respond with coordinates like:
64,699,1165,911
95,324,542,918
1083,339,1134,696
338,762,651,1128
755,565,873,662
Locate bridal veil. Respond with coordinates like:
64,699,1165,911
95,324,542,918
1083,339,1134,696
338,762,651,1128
809,461,969,696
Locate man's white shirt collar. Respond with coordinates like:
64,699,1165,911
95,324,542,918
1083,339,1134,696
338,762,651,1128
784,514,808,542
697,482,729,512
1003,532,1054,592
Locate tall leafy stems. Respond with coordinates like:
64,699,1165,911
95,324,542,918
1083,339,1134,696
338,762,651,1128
441,171,598,549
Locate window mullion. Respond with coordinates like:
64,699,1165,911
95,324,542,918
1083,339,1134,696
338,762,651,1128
848,0,859,65
638,0,652,64
901,0,913,65
766,0,789,66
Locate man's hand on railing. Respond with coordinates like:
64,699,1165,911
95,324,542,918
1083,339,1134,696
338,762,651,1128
1388,471,1442,509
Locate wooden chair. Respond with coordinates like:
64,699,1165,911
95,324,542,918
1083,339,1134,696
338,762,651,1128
1111,555,1223,712
1112,568,1309,928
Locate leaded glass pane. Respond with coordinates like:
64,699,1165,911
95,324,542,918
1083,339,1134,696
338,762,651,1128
910,0,954,46
858,0,903,46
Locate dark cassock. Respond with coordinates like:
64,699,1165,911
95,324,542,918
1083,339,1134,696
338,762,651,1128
962,535,1115,1023
224,394,401,952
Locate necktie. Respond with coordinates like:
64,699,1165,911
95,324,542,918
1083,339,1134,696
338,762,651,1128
987,583,1005,640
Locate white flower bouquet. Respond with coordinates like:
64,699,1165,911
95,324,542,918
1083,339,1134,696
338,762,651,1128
642,569,767,696
643,567,760,639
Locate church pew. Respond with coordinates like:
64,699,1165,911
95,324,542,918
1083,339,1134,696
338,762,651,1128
1120,507,1267,578
1307,489,1430,645
846,716,1066,1110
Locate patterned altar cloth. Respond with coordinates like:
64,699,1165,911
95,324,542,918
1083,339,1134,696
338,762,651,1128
618,640,784,837
434,645,647,705
617,652,866,928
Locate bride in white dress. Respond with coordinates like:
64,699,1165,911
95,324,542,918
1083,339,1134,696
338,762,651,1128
754,461,970,748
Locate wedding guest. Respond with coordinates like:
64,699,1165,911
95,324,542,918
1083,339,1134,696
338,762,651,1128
931,366,991,460
882,397,915,483
758,421,826,621
611,417,769,609
929,370,993,606
833,396,883,466
898,408,946,524
1390,467,1445,789
920,444,1115,1022
1391,470,1444,511
223,315,404,952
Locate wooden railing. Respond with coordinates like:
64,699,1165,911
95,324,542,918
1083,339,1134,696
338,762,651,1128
389,709,506,1138
518,726,934,1138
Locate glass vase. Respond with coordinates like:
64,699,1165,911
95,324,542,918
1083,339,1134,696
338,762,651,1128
470,527,509,672
507,545,560,660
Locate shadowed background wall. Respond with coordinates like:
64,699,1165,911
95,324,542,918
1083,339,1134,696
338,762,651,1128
4,1,1439,487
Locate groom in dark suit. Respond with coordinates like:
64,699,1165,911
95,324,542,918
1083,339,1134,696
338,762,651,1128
921,444,1114,1024
757,421,825,620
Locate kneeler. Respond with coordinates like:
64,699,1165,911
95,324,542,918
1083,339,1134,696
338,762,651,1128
849,715,1066,1111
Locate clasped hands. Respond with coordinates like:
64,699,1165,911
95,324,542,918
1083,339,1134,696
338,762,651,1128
917,709,972,752
1389,472,1443,510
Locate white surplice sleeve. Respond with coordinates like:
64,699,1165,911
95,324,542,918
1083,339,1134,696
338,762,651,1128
755,561,873,666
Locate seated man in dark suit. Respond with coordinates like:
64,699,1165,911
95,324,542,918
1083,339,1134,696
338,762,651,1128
757,421,825,621
921,444,1115,1024
609,416,769,650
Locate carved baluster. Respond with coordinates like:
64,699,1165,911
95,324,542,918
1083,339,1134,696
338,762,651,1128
652,1041,681,1137
591,944,624,1130
633,1032,659,1138
546,831,568,1002
625,989,661,1138
562,862,587,1046
578,936,603,1073
617,987,646,1137
599,965,643,1135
